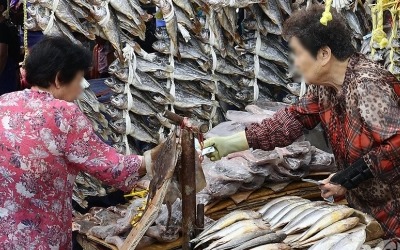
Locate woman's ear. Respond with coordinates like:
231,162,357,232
318,46,332,66
54,72,62,89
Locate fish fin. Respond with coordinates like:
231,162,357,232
141,13,153,22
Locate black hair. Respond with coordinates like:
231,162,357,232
25,36,92,87
283,5,356,61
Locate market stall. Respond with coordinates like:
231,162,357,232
12,0,399,248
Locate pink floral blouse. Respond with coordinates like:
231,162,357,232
0,89,141,249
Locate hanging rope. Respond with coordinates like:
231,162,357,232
208,11,218,129
22,0,28,65
252,29,261,101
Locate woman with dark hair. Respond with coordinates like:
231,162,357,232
0,36,149,248
205,6,400,238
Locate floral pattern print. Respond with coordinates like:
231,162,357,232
0,89,141,249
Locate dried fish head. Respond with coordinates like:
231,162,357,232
242,19,257,30
243,38,256,51
109,119,126,134
155,27,169,40
104,104,123,120
27,4,39,16
115,68,129,82
108,59,122,74
110,94,127,109
238,77,253,87
25,17,39,30
287,82,301,96
153,70,169,79
235,89,253,102
283,94,299,104
88,5,107,22
152,39,170,54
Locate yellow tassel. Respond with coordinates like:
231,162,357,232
320,0,333,25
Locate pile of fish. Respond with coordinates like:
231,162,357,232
192,210,289,250
197,99,333,209
192,197,381,250
24,0,372,153
197,139,335,205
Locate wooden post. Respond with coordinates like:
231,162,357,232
180,129,196,249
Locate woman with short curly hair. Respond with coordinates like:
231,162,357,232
205,5,400,238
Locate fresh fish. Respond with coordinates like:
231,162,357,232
294,207,355,243
249,243,291,250
109,119,158,143
258,196,301,215
195,219,267,248
214,229,273,250
329,229,366,250
308,232,349,250
282,206,341,235
194,210,261,242
259,0,283,29
270,201,327,230
262,198,307,221
38,0,94,40
259,196,304,217
268,200,310,227
89,4,123,60
230,232,287,250
298,217,360,245
152,39,208,61
203,222,270,250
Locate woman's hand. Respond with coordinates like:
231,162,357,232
319,174,347,198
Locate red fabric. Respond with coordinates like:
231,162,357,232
0,89,141,248
246,53,400,238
